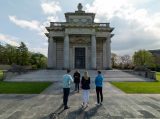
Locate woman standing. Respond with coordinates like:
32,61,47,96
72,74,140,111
81,71,90,107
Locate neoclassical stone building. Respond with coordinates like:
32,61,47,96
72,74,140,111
46,3,114,69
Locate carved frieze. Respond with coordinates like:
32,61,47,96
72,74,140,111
70,37,90,44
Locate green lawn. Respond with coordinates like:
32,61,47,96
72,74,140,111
111,82,160,94
156,72,160,81
0,82,52,94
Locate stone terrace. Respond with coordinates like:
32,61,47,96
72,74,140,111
0,70,160,119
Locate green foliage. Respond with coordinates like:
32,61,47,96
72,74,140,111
30,53,47,69
0,70,3,81
17,42,29,66
133,50,155,68
111,82,160,94
156,72,160,81
0,82,52,94
0,42,47,69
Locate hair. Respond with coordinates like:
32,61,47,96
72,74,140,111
84,71,89,80
98,70,101,74
67,69,71,73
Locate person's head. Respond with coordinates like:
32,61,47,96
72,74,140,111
84,71,89,80
97,70,101,74
67,69,71,73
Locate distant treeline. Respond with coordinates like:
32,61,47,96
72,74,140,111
0,42,47,69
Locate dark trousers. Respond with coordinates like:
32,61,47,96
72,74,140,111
96,87,103,103
75,83,79,91
63,88,70,107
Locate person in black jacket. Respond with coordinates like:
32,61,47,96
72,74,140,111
73,70,81,92
81,71,90,107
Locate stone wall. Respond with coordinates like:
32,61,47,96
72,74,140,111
124,70,156,80
0,65,11,70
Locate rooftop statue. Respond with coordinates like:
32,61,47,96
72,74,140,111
78,3,83,11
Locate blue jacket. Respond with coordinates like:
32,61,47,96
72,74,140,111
63,74,73,88
95,74,103,87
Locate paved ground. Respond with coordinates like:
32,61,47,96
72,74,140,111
0,70,160,119
5,70,152,82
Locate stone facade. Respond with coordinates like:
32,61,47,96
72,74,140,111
46,3,114,69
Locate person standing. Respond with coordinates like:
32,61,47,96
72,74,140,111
95,71,103,105
81,71,90,107
73,70,81,92
63,69,73,110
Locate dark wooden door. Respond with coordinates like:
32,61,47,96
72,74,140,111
75,48,85,69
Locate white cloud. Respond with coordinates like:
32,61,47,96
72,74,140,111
41,1,61,14
9,16,40,31
0,33,19,46
30,47,47,56
86,0,160,55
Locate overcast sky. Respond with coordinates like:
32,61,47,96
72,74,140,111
0,0,160,56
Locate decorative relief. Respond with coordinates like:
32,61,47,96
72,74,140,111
69,18,91,24
70,37,90,44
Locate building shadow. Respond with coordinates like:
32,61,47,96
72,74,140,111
48,103,65,119
66,105,102,119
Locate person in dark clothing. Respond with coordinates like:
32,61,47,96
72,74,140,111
81,71,90,107
95,71,103,105
73,70,81,92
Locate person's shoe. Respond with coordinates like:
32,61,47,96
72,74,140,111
100,102,103,105
64,106,70,110
95,102,100,106
81,102,85,107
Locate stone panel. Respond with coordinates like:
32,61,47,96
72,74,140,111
56,39,64,69
96,38,103,69
65,28,95,35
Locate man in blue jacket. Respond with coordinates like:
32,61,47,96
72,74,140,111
95,70,103,105
63,69,73,109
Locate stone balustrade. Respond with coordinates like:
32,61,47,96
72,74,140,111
124,70,157,81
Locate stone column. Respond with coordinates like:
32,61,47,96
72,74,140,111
64,34,69,69
47,37,54,69
103,39,107,69
91,34,96,69
106,35,111,69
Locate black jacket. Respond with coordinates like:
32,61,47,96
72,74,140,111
73,72,80,83
81,76,90,90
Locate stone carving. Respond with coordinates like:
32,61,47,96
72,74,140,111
70,38,90,44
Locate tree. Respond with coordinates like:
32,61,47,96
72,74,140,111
30,53,47,69
120,55,133,69
18,42,29,65
133,50,155,68
111,53,118,68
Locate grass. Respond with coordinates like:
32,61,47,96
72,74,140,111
111,82,160,94
0,82,52,94
156,72,160,81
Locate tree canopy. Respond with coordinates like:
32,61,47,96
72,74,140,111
133,50,155,68
0,42,47,69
